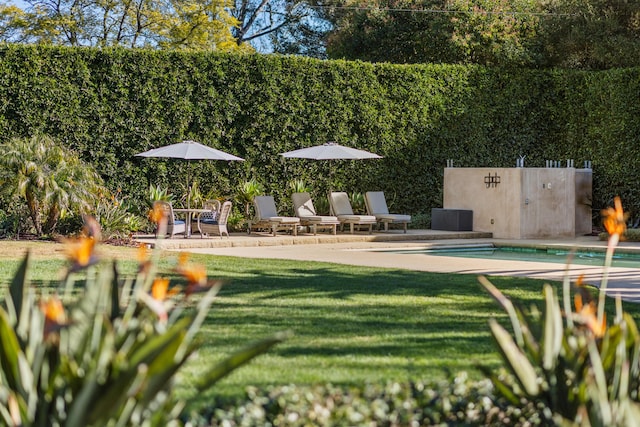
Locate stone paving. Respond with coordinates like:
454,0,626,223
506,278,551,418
134,229,640,302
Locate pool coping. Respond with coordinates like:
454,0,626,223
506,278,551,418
178,234,640,302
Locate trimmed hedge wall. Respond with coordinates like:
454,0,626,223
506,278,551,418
0,45,637,219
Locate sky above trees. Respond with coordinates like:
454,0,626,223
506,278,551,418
1,0,639,69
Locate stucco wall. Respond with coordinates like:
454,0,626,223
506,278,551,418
443,168,592,239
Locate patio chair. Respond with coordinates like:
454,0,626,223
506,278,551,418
197,200,232,238
153,201,186,238
194,199,221,236
292,192,340,235
248,196,300,236
365,191,412,233
328,192,377,234
203,199,221,216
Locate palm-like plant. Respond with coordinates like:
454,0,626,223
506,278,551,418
0,217,286,425
0,135,103,236
236,178,264,218
288,179,310,195
349,192,366,214
481,197,640,425
147,184,176,206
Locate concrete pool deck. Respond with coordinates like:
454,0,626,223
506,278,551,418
135,229,640,302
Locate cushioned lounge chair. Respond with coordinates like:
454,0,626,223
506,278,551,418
292,192,340,235
248,196,300,236
365,191,412,233
328,192,377,234
197,200,232,238
153,201,186,238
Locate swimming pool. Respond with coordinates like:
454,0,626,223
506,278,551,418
385,245,640,269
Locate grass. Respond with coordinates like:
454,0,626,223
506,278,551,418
1,240,638,408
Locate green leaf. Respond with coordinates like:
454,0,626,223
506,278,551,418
480,276,524,348
476,365,520,405
66,368,138,427
128,316,191,368
489,319,540,397
542,284,563,371
0,307,25,396
8,252,29,325
109,261,120,322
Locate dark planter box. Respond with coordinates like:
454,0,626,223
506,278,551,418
431,208,473,231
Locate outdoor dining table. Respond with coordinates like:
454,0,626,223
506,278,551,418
173,208,209,238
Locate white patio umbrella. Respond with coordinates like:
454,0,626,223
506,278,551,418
136,139,244,161
280,142,382,160
135,140,244,207
280,141,382,199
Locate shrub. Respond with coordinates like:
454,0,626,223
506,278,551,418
236,179,264,219
349,192,366,214
288,179,310,195
599,228,640,242
147,184,176,207
198,374,540,426
312,194,331,216
94,189,145,240
226,209,246,232
0,134,103,237
0,213,286,425
409,212,431,230
481,196,640,425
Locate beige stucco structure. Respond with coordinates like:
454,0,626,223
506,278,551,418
443,167,592,239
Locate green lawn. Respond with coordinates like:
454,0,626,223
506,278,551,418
1,244,637,408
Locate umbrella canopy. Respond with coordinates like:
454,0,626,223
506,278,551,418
280,142,382,200
135,140,244,208
280,142,382,160
135,140,244,161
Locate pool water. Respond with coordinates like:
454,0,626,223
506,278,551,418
388,245,640,269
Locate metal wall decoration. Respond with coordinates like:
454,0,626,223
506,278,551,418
484,172,500,188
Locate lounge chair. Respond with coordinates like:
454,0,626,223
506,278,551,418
153,201,186,238
248,196,300,236
292,192,340,235
365,191,412,233
328,192,377,234
197,200,232,238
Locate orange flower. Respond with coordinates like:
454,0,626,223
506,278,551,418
64,236,98,271
574,292,606,338
175,252,219,295
40,296,68,337
137,243,149,262
176,261,207,287
149,203,167,225
137,243,152,274
150,277,180,301
602,196,627,237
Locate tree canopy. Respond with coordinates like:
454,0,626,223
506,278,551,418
1,0,639,67
0,0,246,50
311,0,640,69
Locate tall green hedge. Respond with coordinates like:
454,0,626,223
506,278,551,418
0,44,637,220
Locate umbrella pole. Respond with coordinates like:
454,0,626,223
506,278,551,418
186,163,191,209
328,160,333,215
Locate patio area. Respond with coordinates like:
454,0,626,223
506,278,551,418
134,228,492,250
134,230,640,303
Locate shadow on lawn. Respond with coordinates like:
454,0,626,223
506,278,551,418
214,265,547,300
172,265,549,361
